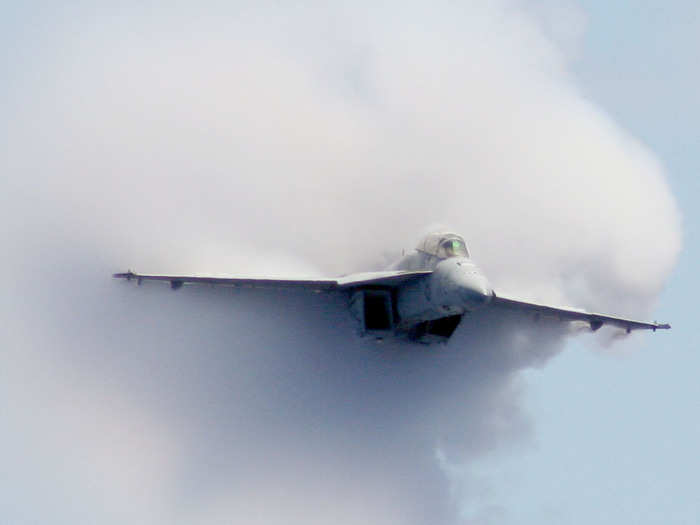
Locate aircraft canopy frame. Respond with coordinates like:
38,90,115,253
416,232,470,259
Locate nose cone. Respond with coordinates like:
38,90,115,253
431,258,493,312
455,266,492,308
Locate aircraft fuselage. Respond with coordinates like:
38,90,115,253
390,252,492,331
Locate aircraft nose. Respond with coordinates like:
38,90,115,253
430,258,493,312
456,266,492,307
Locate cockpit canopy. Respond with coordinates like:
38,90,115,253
416,232,470,259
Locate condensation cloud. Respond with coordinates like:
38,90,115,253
1,2,680,524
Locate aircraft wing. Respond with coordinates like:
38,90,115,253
491,291,670,332
335,270,432,288
112,270,431,291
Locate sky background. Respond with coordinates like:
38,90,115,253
1,2,698,524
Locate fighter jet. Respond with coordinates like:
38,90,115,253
113,232,670,344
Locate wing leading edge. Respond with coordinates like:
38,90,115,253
491,291,670,333
112,270,431,291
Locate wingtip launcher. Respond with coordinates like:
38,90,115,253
113,270,146,286
113,270,136,280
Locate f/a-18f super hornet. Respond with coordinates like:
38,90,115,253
114,232,670,344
